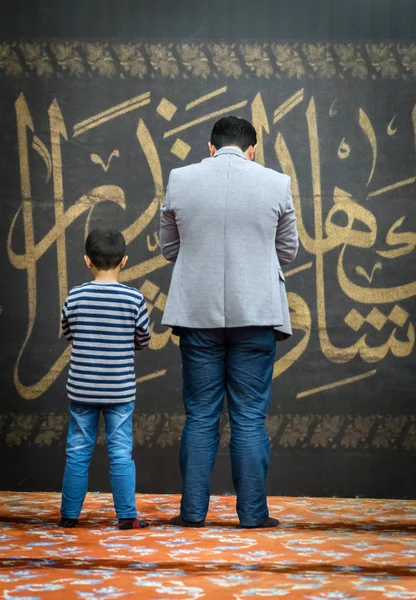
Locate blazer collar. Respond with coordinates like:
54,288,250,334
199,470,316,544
213,146,247,160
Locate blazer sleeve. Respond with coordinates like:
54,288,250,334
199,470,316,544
275,176,299,266
160,173,180,263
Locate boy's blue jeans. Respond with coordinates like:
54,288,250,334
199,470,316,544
178,326,276,527
61,401,136,520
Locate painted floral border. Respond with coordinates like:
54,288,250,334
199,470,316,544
1,412,415,450
0,42,415,78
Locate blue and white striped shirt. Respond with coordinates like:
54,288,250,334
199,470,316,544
61,281,151,404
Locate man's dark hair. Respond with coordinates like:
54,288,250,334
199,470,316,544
210,116,257,151
85,228,126,270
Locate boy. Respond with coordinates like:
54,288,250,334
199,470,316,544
58,228,151,530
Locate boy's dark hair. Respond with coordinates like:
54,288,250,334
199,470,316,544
210,116,257,152
85,228,126,270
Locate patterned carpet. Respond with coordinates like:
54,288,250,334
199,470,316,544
0,494,416,599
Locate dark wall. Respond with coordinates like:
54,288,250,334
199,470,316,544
1,0,416,41
0,0,415,497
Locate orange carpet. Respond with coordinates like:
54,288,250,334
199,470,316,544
0,493,416,599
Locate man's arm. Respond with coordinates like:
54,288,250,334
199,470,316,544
61,300,74,342
160,173,180,262
135,297,151,350
275,176,299,266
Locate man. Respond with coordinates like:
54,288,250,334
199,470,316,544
160,116,298,528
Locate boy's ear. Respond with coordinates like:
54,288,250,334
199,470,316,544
120,255,128,269
84,255,93,269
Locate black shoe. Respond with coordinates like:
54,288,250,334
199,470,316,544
170,515,206,528
240,517,279,529
57,517,78,528
118,518,149,530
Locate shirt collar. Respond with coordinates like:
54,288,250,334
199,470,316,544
213,146,247,160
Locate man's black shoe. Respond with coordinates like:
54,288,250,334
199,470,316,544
170,515,206,527
240,517,279,529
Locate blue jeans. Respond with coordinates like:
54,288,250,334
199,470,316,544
179,326,276,527
61,401,136,520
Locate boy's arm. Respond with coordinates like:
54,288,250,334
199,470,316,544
135,297,151,350
61,300,74,342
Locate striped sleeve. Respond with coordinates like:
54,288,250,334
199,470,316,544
135,296,151,350
61,299,74,342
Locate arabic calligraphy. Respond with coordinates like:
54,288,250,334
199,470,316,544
6,80,416,400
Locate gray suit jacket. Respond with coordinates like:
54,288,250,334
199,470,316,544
159,147,299,340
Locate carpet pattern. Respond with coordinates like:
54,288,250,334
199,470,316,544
0,493,416,599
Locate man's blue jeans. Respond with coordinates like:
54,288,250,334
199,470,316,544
179,326,276,527
61,401,136,520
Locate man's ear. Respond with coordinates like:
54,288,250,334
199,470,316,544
208,142,216,157
84,255,92,269
120,255,128,269
247,144,257,161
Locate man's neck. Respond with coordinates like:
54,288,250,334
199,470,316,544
217,145,252,160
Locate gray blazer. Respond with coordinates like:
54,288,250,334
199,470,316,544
159,147,299,340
